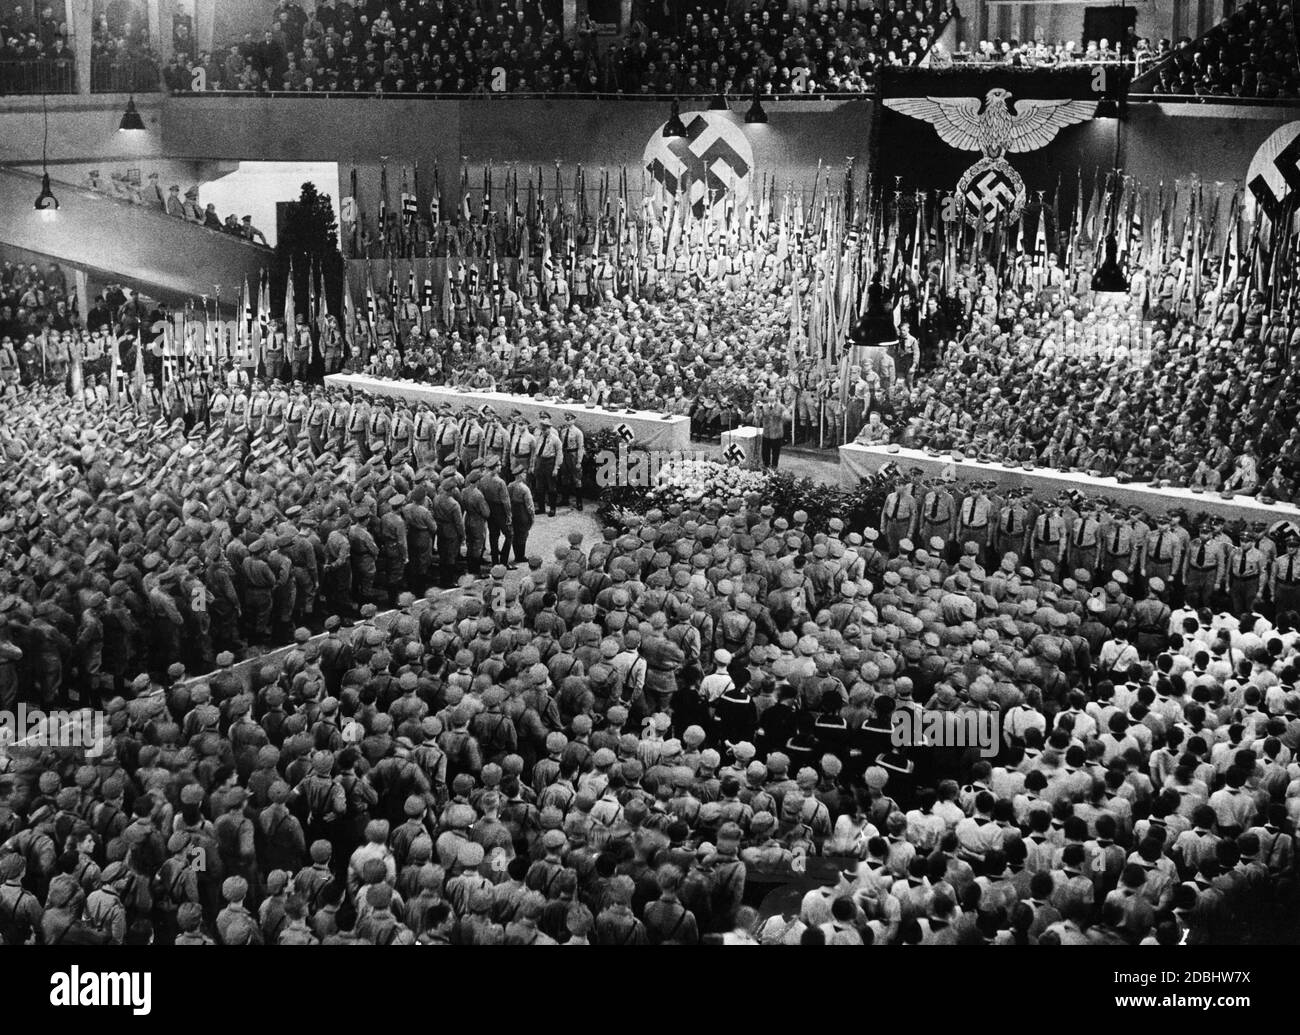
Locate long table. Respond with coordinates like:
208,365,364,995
839,443,1300,525
326,374,692,451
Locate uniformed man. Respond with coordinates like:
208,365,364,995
955,484,993,565
994,488,1031,561
1228,534,1266,616
506,468,535,569
376,496,409,606
507,413,536,482
482,412,509,469
1132,579,1172,659
320,314,343,373
480,460,512,567
367,401,392,462
388,406,413,461
1099,509,1136,581
1066,503,1102,577
1030,503,1066,568
1272,534,1300,616
558,412,585,512
880,481,918,553
348,507,381,605
241,538,276,642
1143,516,1182,588
461,470,491,577
432,479,465,585
291,315,312,382
412,403,437,466
347,394,372,457
306,392,331,456
533,412,562,518
458,408,484,471
402,488,438,591
1182,526,1226,610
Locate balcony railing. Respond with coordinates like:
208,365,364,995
0,57,77,95
90,52,160,93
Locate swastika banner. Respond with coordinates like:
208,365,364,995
1245,121,1300,228
643,111,754,221
877,67,1112,228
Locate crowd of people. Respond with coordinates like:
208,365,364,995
165,0,956,97
949,37,1160,68
1138,0,1300,99
79,169,270,245
8,0,1297,102
0,2,75,93
2,360,1300,943
853,274,1300,504
4,188,1300,948
0,256,77,348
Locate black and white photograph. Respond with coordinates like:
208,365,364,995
0,0,1296,1013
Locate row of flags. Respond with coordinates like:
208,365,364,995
115,160,1295,405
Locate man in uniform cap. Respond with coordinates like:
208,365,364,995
918,479,956,558
1272,534,1300,615
1228,533,1266,616
348,506,382,606
480,458,513,566
432,479,465,585
880,480,918,553
1030,502,1065,569
241,538,277,642
558,412,585,512
1182,523,1227,609
460,472,490,578
507,468,536,569
995,489,1032,562
533,411,562,518
1143,515,1182,589
506,412,536,482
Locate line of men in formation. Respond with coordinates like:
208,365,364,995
0,378,595,707
1,481,1298,945
876,472,1300,618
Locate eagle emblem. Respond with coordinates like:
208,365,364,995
885,88,1096,227
883,89,1097,158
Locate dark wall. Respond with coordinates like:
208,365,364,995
147,94,1300,238
160,96,873,228
1120,102,1300,189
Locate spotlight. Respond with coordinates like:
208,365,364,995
119,95,146,132
34,171,59,218
745,84,768,124
662,98,687,138
709,91,729,111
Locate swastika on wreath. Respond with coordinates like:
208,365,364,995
955,155,1027,227
966,169,1018,220
643,112,754,220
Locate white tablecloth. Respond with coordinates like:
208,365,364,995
325,374,692,451
839,443,1300,525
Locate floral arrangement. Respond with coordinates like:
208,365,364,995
597,460,896,539
646,458,772,509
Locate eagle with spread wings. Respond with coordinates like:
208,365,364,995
883,88,1097,159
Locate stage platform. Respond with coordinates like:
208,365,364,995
839,443,1300,525
326,374,691,451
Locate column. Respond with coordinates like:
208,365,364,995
195,0,214,52
145,0,174,63
621,0,631,32
69,0,92,93
564,0,577,36
73,268,91,326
